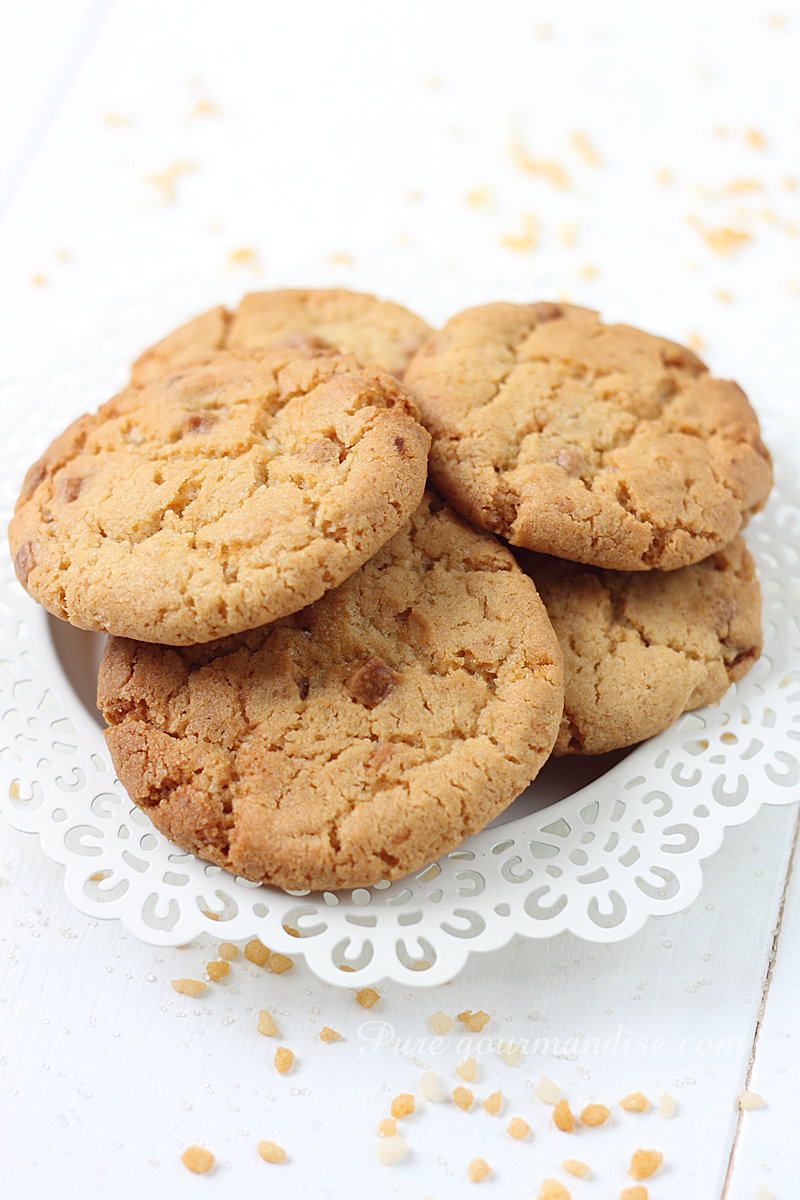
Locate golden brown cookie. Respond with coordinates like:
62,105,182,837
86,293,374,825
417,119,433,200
516,536,761,755
97,494,564,890
404,302,772,570
131,288,433,385
10,348,430,645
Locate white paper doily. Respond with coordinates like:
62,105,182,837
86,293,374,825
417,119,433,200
1,282,798,986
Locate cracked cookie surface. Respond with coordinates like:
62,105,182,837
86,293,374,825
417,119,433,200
131,288,433,386
404,302,772,570
97,493,564,890
516,536,761,755
10,348,430,644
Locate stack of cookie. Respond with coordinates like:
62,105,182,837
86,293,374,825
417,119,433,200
8,290,771,891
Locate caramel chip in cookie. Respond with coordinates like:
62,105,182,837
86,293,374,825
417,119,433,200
405,302,772,570
97,494,563,890
131,288,433,385
518,535,762,755
10,349,430,644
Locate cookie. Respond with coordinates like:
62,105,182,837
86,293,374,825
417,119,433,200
516,536,761,755
97,494,564,890
404,302,772,570
131,288,433,385
10,348,430,645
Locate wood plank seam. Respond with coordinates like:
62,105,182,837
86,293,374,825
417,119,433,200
720,801,800,1198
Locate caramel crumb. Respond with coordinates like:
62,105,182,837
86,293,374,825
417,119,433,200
510,141,568,188
257,1010,277,1037
227,246,263,275
257,1140,286,1163
658,1091,675,1118
537,1180,570,1200
453,1086,474,1111
244,938,271,967
200,909,220,921
738,1089,764,1110
391,1093,414,1119
217,942,238,960
378,1117,396,1137
171,978,205,996
420,1070,441,1101
346,656,399,708
466,186,494,210
328,251,356,266
497,1040,522,1067
274,1047,294,1074
468,1157,491,1182
536,1076,560,1104
562,1159,590,1178
746,128,766,150
507,1117,529,1139
620,1188,648,1200
500,213,538,254
456,1057,477,1082
429,1010,453,1034
628,1149,663,1180
620,1092,649,1112
458,1009,490,1032
268,953,293,974
356,988,380,1009
553,1098,574,1132
376,1135,407,1164
31,274,47,288
694,222,752,256
482,1090,502,1115
570,131,602,167
319,1026,340,1042
581,1102,610,1126
145,160,196,204
339,965,355,972
206,960,229,982
181,1146,214,1173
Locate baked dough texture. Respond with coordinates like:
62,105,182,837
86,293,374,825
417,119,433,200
131,288,433,386
10,348,430,645
404,302,772,570
97,494,564,890
517,535,762,755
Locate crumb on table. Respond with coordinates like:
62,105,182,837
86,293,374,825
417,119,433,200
562,1159,589,1178
456,1056,477,1082
269,953,293,974
206,960,229,981
390,1093,414,1119
181,1146,214,1173
274,1047,294,1074
659,1091,675,1118
453,1086,474,1111
628,1149,663,1180
581,1102,610,1126
420,1070,441,1101
356,988,380,1009
217,942,238,960
620,1187,648,1200
620,1091,650,1112
537,1179,570,1199
376,1135,408,1165
468,1157,491,1182
171,978,205,996
244,938,271,967
257,1140,286,1163
378,1117,396,1137
507,1117,529,1139
553,1098,574,1131
257,1010,277,1037
429,1010,453,1034
319,1026,340,1042
457,1009,490,1031
536,1076,560,1103
738,1089,764,1110
482,1090,501,1115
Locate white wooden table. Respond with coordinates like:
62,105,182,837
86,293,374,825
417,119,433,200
1,3,798,1197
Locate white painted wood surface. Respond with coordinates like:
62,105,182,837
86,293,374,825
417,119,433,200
1,3,798,1197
